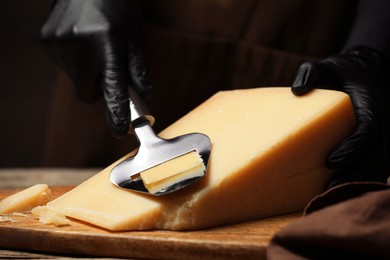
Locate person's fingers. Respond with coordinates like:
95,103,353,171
326,125,373,168
100,36,130,138
40,0,68,40
291,62,334,96
125,5,152,97
127,42,153,97
40,0,71,69
326,84,379,168
291,62,319,95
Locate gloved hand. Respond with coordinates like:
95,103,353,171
292,46,390,188
41,0,152,137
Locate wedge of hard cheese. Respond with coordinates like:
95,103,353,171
33,87,355,231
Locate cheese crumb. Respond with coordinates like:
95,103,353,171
32,206,71,226
0,215,14,223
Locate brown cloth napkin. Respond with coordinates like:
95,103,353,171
267,182,390,259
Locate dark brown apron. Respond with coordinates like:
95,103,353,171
43,0,357,167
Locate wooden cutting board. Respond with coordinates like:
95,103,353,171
0,187,300,259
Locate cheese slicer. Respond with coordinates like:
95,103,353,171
110,88,211,196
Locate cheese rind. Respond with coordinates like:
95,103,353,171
0,184,51,214
33,87,356,231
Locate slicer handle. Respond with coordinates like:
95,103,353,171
128,87,155,128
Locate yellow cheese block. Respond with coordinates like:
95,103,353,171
140,151,206,194
33,87,355,231
0,184,51,214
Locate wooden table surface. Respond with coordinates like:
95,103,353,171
0,168,300,259
0,168,97,259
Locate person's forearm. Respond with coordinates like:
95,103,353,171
344,0,390,59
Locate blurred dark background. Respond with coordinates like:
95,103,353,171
0,1,58,167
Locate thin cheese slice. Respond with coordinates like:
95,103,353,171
0,184,51,214
33,87,356,231
140,151,206,194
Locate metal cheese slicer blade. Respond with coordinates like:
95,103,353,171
109,88,211,196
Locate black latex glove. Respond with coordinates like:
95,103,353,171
292,46,390,188
41,0,152,137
